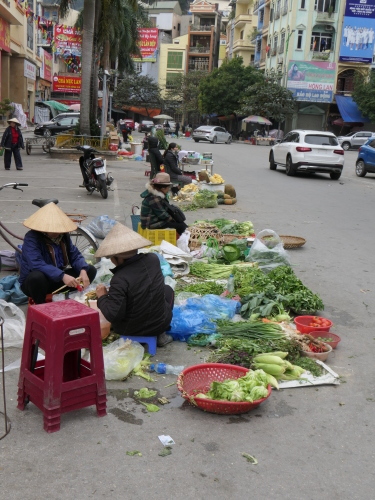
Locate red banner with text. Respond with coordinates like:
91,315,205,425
52,75,81,93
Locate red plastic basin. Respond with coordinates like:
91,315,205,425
294,315,332,334
305,331,341,349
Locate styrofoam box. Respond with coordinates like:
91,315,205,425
200,182,225,192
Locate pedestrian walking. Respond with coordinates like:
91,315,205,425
175,122,180,137
1,117,25,171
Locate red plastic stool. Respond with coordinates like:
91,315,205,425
17,300,107,433
144,170,151,176
28,294,53,306
121,336,157,356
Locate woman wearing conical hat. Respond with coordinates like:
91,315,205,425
19,203,97,304
95,223,174,347
0,117,25,171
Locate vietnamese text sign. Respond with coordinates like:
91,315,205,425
339,0,375,63
286,61,336,103
133,28,158,62
44,51,53,82
52,75,81,93
54,25,82,57
0,17,10,52
24,60,36,81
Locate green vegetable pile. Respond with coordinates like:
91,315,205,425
189,262,257,280
207,219,254,235
195,369,270,402
179,281,225,296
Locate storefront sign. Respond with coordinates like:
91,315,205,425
44,50,53,82
133,28,158,62
339,0,375,63
52,75,81,93
54,25,82,57
0,18,10,52
286,61,336,103
24,60,36,81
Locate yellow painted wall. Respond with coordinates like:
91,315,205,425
159,34,188,96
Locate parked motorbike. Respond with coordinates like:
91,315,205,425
77,145,114,199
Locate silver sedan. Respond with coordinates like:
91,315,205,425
193,126,232,144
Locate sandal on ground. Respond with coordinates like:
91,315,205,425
157,332,173,347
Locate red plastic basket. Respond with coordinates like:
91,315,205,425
177,363,272,415
306,331,341,349
294,315,332,334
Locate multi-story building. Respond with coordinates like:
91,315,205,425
254,0,373,131
186,0,222,72
227,0,255,65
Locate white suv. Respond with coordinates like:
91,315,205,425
337,131,375,151
269,129,344,180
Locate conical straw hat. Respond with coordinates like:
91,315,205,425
8,117,21,125
95,223,152,258
23,202,77,233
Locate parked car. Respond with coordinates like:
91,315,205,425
269,129,344,180
34,113,80,136
193,126,232,144
355,138,375,177
337,131,375,151
139,120,155,132
123,118,135,130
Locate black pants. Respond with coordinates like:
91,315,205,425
4,145,23,170
155,220,188,236
21,265,97,304
165,284,174,309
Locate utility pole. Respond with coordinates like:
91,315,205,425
100,70,109,147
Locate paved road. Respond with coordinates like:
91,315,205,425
0,136,374,499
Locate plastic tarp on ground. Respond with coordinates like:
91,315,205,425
335,95,370,123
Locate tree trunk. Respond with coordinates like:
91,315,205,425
90,0,101,122
80,0,96,135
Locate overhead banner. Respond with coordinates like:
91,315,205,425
54,25,82,57
52,75,81,93
286,61,336,103
339,0,375,63
0,18,10,52
133,28,158,62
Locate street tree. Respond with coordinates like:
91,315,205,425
164,71,206,124
237,73,296,129
199,57,263,116
352,71,375,122
114,74,162,117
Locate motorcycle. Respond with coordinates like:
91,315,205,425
77,145,114,199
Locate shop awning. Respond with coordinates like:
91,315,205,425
335,95,370,123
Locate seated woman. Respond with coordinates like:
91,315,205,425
162,143,192,186
19,202,96,304
95,223,174,347
147,136,164,179
140,172,188,235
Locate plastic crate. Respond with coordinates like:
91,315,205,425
137,223,177,246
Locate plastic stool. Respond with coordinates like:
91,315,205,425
17,300,107,433
121,336,157,356
28,294,53,306
144,170,151,176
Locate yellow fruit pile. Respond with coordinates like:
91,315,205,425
209,174,225,184
181,183,199,193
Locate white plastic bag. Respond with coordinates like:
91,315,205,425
0,299,26,348
177,230,191,254
246,229,290,272
93,257,113,285
103,338,144,380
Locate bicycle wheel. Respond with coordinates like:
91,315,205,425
70,227,100,263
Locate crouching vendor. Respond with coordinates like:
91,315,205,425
95,223,174,347
19,202,97,304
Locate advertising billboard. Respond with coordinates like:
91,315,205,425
339,0,375,63
52,75,81,93
39,48,53,82
54,25,82,57
286,61,336,103
0,18,10,52
133,28,158,62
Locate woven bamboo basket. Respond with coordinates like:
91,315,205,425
189,223,223,250
221,234,252,244
279,235,306,249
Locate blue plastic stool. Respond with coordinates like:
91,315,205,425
121,336,157,356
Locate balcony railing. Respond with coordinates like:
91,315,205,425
316,11,337,22
234,14,252,27
275,10,280,19
189,46,210,54
271,46,277,56
37,37,51,46
233,39,252,50
188,64,210,71
278,44,284,53
311,50,333,61
191,25,213,32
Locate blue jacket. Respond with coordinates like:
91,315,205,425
18,230,89,285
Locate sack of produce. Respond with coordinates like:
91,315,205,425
246,229,290,272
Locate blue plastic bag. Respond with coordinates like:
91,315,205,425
0,275,28,305
169,306,217,342
185,294,239,320
156,253,174,278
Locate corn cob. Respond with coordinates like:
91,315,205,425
253,363,286,377
253,355,286,366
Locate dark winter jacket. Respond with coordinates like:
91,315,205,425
18,230,90,285
140,183,173,229
147,136,164,177
1,126,24,149
97,253,172,336
163,150,182,180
